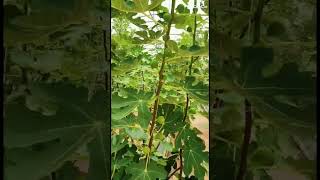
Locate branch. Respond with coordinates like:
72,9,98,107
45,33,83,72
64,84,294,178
183,0,199,123
239,0,271,39
182,95,190,123
236,99,253,180
166,54,208,64
167,166,181,179
142,12,164,27
148,0,176,149
103,14,112,180
3,47,8,103
103,29,110,93
179,149,183,179
51,172,56,180
3,47,7,85
253,0,266,44
237,1,266,179
292,135,312,160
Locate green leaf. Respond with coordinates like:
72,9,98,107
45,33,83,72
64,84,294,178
284,158,316,179
4,0,94,44
177,45,208,56
111,0,164,13
138,103,152,129
4,83,109,180
220,47,316,132
256,127,278,149
135,31,148,39
56,161,82,180
184,76,208,103
111,134,128,153
249,148,276,168
217,107,244,132
157,104,184,135
183,137,208,179
156,116,165,125
126,126,148,140
158,141,173,153
175,125,206,151
87,125,110,180
266,21,288,39
167,40,179,52
211,31,242,59
126,161,167,180
112,89,153,120
216,92,243,104
5,129,96,180
255,170,272,180
210,142,236,180
176,4,186,13
167,46,209,64
112,105,138,120
25,86,59,116
10,50,64,73
277,133,299,158
112,158,130,172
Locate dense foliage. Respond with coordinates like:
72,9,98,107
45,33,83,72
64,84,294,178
3,0,316,180
210,0,316,179
4,0,111,179
111,0,209,179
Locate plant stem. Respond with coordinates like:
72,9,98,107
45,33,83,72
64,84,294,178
3,47,7,84
148,0,176,150
183,0,198,123
192,1,197,45
179,148,183,179
3,47,8,104
167,166,181,179
180,5,199,177
236,99,253,180
252,0,265,44
292,135,312,160
142,12,164,27
239,0,271,39
183,95,190,123
145,154,150,170
51,172,56,180
111,167,116,179
237,1,265,179
103,15,111,179
103,29,110,92
214,135,239,147
166,54,208,64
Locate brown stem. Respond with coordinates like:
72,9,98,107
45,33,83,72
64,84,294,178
3,47,7,115
237,1,265,179
179,149,183,179
183,0,198,124
236,99,253,180
51,172,56,180
192,0,197,45
183,95,190,123
3,47,7,86
148,0,176,149
253,0,265,44
239,0,271,39
103,29,110,92
167,166,181,179
292,136,312,160
175,6,199,177
103,13,111,180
